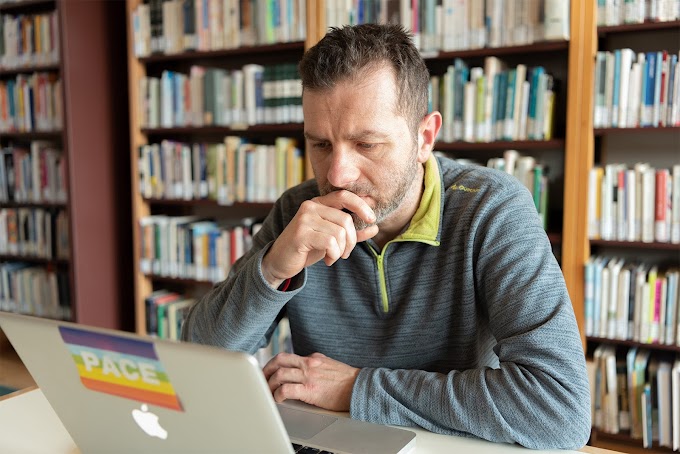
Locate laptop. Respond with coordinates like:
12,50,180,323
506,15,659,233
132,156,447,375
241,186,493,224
0,312,416,453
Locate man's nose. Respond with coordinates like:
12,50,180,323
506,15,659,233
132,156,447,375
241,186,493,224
326,146,360,188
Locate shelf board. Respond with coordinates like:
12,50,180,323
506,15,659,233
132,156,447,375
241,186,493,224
143,201,562,243
0,254,69,266
0,200,66,208
147,274,216,286
597,20,680,35
429,41,569,60
138,41,306,64
0,0,54,12
0,130,62,140
594,126,680,136
591,429,674,452
0,62,60,77
587,336,680,353
144,198,274,209
141,123,304,136
590,239,680,250
436,139,564,151
139,40,569,65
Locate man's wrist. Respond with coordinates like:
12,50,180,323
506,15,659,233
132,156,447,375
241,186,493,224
261,254,285,289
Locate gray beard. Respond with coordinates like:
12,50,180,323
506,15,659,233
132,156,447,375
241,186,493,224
318,155,418,231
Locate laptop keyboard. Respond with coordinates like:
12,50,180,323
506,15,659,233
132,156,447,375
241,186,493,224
291,442,336,453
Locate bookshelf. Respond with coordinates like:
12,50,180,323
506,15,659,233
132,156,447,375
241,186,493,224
0,0,132,330
407,2,587,272
578,3,680,451
126,0,309,335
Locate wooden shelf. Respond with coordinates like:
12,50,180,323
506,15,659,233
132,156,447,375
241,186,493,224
0,131,62,140
429,41,569,60
0,62,60,77
587,336,680,353
590,239,680,250
144,198,273,209
0,0,54,12
147,274,215,286
598,20,680,35
0,201,66,208
0,254,68,266
141,123,304,136
138,41,305,64
594,126,680,136
591,428,675,452
436,139,564,152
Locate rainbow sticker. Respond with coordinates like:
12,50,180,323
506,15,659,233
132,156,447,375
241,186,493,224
59,327,183,411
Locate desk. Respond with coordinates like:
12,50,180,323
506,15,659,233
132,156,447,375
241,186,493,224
0,387,619,454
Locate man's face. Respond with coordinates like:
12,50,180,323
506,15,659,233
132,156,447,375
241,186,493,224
303,66,422,229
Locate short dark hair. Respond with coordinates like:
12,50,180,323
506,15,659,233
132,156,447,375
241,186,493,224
298,23,430,134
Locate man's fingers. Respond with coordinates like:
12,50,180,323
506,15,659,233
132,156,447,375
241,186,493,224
296,205,356,263
262,352,304,379
273,383,307,403
263,189,377,286
267,367,306,393
313,190,376,226
312,206,357,255
356,224,379,243
304,230,344,266
263,352,357,411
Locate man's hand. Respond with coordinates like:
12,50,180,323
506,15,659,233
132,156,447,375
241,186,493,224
263,352,360,412
261,190,379,288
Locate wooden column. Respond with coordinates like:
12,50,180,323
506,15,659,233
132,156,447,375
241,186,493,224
125,0,153,334
59,0,132,329
562,0,597,347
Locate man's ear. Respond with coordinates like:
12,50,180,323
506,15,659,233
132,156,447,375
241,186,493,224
417,111,442,163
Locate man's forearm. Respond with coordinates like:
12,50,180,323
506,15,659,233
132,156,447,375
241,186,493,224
182,248,293,351
350,357,591,450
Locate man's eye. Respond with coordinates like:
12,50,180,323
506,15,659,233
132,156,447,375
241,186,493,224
312,142,331,150
358,143,377,150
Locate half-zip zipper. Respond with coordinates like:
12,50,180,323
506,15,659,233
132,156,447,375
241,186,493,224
367,238,440,313
369,248,389,313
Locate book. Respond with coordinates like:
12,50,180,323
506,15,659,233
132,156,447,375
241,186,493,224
632,349,650,438
655,168,671,242
144,290,180,336
641,383,652,448
166,297,195,340
673,357,680,450
672,165,680,243
665,269,678,346
658,360,673,448
616,264,632,340
588,166,604,239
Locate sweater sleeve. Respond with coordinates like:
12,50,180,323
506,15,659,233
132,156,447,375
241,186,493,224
181,201,306,353
349,185,591,450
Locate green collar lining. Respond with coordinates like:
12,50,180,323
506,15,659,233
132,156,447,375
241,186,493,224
398,155,441,245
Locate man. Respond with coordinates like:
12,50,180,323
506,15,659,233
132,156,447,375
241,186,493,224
183,24,591,449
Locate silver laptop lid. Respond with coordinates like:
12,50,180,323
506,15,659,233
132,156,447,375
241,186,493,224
0,312,293,453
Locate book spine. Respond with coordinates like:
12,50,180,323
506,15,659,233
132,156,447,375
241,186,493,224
655,169,670,242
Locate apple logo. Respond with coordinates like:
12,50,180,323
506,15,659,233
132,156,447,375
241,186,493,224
132,404,168,440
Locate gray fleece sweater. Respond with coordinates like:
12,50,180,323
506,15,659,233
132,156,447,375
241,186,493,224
182,155,591,449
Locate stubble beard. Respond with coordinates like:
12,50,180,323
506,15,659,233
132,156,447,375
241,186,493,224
318,145,419,231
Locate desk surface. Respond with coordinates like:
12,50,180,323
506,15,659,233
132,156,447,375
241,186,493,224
0,387,618,454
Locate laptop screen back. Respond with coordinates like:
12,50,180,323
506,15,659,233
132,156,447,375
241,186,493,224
0,312,293,453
